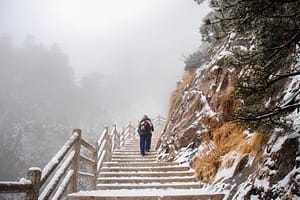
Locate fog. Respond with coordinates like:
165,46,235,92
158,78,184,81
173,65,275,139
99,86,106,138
0,0,209,180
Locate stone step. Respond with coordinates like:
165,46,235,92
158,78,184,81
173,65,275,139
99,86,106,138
125,141,159,145
114,149,156,152
122,146,157,149
68,189,225,200
102,162,179,167
123,146,142,149
97,171,195,178
96,182,202,190
113,151,157,155
100,165,190,172
97,176,196,184
67,135,225,200
112,154,157,159
111,158,157,163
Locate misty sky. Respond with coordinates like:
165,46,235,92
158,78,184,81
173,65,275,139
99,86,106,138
0,0,210,122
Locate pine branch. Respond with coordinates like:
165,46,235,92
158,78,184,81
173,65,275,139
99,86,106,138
236,102,300,121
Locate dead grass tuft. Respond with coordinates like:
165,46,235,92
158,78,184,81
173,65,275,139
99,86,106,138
167,91,182,123
214,86,236,121
166,71,196,124
213,122,245,154
192,121,264,182
238,132,263,155
191,146,220,182
177,71,196,91
189,95,202,114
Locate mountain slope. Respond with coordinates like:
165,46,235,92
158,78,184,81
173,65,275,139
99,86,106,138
157,1,300,199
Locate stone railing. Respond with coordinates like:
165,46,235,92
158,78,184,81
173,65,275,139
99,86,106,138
0,116,164,199
152,115,166,127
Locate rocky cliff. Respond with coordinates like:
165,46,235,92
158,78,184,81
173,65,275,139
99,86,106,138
157,1,300,199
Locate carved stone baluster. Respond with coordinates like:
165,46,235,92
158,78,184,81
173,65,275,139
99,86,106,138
25,167,41,200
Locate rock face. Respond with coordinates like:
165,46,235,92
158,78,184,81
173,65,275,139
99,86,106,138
157,32,300,199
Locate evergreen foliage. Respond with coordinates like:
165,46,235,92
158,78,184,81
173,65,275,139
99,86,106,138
197,0,300,131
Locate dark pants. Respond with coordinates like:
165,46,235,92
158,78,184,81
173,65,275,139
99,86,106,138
139,132,152,156
145,133,152,151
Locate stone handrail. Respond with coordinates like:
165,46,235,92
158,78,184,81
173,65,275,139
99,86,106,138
152,115,166,127
0,116,164,199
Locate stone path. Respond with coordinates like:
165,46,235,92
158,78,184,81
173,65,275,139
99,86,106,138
68,131,224,200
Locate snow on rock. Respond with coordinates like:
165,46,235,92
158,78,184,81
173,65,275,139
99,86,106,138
213,152,240,182
158,10,300,198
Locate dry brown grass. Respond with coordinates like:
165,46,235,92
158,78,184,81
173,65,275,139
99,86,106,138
177,71,196,91
167,91,182,123
213,122,246,154
214,86,236,121
189,95,202,114
191,146,221,182
166,71,196,124
238,132,263,155
191,121,263,182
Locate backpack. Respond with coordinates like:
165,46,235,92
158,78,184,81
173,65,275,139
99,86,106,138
139,119,151,132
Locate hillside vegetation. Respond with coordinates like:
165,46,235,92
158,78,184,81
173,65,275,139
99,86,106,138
158,1,300,199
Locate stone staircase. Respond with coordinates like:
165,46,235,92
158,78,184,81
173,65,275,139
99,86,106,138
68,132,224,200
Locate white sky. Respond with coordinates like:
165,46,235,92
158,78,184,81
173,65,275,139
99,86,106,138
0,0,210,120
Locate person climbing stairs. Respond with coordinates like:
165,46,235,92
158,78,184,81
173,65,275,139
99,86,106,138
67,126,224,200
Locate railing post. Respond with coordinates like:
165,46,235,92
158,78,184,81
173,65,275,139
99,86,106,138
128,122,135,138
25,167,41,200
92,141,97,190
103,126,112,162
67,129,81,194
120,127,125,147
112,124,120,149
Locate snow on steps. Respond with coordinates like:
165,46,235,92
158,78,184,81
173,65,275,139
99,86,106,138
97,176,197,184
68,133,224,199
100,165,190,172
103,162,180,167
68,189,225,200
97,171,195,178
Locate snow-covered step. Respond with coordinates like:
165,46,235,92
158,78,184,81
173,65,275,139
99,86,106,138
102,161,180,167
122,146,142,149
113,148,157,154
68,189,225,200
67,133,226,199
96,182,202,190
111,157,157,163
100,165,190,172
112,154,157,159
123,142,159,146
113,151,157,155
97,171,195,178
97,176,196,184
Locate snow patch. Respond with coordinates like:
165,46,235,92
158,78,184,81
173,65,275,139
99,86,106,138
214,152,240,182
210,65,220,72
28,167,41,171
198,92,217,117
254,178,269,190
175,146,199,164
227,67,235,73
19,178,31,184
